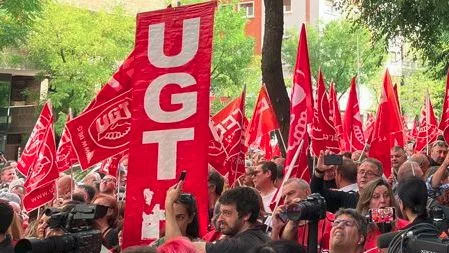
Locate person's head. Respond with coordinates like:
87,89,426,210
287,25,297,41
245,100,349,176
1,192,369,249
396,177,428,221
158,237,198,253
217,187,260,236
253,161,277,190
0,165,17,184
390,146,407,173
351,151,367,163
330,209,367,253
430,140,448,165
99,175,117,195
273,157,285,167
208,169,224,198
410,153,431,176
281,178,310,205
57,175,74,200
83,172,101,190
36,212,50,239
335,158,357,188
93,193,119,228
356,178,395,216
75,184,97,203
174,193,199,239
397,161,423,182
274,165,284,188
8,179,25,200
357,158,383,190
250,240,306,253
243,167,255,187
0,200,13,235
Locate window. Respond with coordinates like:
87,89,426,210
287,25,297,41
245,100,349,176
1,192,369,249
283,0,292,13
239,2,254,18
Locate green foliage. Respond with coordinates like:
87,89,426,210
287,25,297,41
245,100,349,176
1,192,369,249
336,0,449,78
282,20,387,94
24,3,134,133
0,0,44,49
398,71,445,118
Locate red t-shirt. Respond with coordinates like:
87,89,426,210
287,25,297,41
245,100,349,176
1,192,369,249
363,219,409,253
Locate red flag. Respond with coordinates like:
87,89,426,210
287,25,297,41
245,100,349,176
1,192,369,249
84,50,135,111
56,111,78,173
99,151,127,177
286,24,313,181
23,181,56,212
329,82,343,147
212,90,246,185
22,102,59,212
17,103,53,176
393,83,401,112
364,113,375,143
208,117,227,172
415,95,439,152
369,70,404,177
245,85,279,147
440,71,449,142
123,2,215,248
310,71,340,156
343,77,365,151
66,90,132,170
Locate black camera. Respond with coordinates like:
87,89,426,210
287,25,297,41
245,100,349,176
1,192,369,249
15,204,108,253
278,193,326,222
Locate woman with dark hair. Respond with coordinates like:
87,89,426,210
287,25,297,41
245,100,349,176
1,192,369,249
356,178,408,252
396,177,432,227
92,193,120,252
152,192,199,247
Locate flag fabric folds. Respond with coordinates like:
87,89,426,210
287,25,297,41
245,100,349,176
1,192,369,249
343,77,365,152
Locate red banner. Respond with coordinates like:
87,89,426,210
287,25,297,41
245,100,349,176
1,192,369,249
23,180,56,212
211,91,246,185
440,71,449,142
123,2,215,248
343,77,365,151
208,117,227,172
286,24,313,181
17,103,53,176
56,112,78,172
245,85,279,147
99,151,127,177
66,90,132,170
310,71,339,156
329,82,344,149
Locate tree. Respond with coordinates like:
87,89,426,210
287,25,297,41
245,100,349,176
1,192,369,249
336,0,449,78
24,3,135,132
0,0,44,49
282,20,386,94
261,0,289,148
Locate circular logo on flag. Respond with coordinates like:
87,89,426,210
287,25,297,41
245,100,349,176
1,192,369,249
88,98,131,149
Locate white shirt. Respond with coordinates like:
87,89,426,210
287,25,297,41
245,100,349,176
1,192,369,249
338,183,358,192
261,189,277,213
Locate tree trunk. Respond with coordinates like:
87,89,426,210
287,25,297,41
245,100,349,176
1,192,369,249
261,0,290,155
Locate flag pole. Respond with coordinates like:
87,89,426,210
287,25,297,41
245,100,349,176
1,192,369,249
426,93,430,156
276,129,287,154
266,140,304,232
68,108,74,201
358,142,369,163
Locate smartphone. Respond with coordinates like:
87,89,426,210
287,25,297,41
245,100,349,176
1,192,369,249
369,207,395,223
179,170,187,181
323,154,343,166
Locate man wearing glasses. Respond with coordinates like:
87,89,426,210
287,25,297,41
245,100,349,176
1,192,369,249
100,175,117,196
329,208,367,253
311,150,383,212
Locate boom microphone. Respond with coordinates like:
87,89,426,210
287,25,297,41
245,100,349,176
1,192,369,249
377,231,402,248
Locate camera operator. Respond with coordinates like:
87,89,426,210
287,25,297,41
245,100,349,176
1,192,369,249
329,209,367,253
271,178,333,252
92,193,120,252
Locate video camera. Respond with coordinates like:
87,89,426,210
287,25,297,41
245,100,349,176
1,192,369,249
278,193,326,223
15,204,108,253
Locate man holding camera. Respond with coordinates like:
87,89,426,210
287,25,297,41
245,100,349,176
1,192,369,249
271,178,334,252
311,150,383,213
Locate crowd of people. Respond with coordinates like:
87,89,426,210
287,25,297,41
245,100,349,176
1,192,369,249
0,139,449,253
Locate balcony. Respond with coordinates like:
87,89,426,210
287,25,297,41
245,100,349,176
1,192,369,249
0,105,38,134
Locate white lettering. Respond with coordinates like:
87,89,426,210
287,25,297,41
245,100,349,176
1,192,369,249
142,128,194,180
144,73,197,123
148,18,200,68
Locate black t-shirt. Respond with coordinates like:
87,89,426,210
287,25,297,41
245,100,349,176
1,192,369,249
205,228,270,253
102,227,119,251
